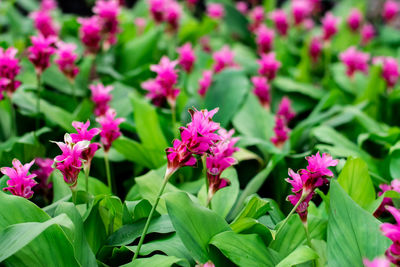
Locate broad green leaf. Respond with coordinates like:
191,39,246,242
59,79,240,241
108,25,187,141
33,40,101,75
327,181,391,266
122,199,153,224
230,217,274,245
121,254,189,267
337,158,376,209
276,246,318,267
232,195,271,223
273,77,324,99
165,191,230,263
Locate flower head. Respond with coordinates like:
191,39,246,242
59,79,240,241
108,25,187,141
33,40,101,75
30,10,59,37
207,3,225,20
380,206,400,265
291,0,312,26
78,16,102,54
363,257,391,267
41,0,57,11
271,116,289,148
321,12,339,41
347,8,363,32
277,97,296,123
55,41,79,81
374,57,400,89
305,152,339,177
255,25,275,55
177,43,196,73
28,34,57,75
32,158,54,189
251,76,270,109
198,70,213,97
375,179,400,217
361,24,375,46
96,109,125,152
89,83,113,116
236,2,248,14
339,46,370,77
165,0,181,32
270,9,289,36
257,52,281,80
383,0,399,23
1,159,37,199
71,120,101,169
0,47,21,99
149,0,166,23
150,56,178,91
249,6,265,32
93,0,121,47
309,37,322,63
213,46,236,73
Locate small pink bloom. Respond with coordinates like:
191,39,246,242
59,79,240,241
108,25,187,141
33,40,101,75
55,41,79,81
257,52,281,80
96,109,125,152
40,0,57,11
30,10,59,37
207,3,225,20
347,8,363,32
255,25,275,54
93,0,121,47
165,0,181,32
28,34,57,75
32,158,54,189
271,116,289,148
78,16,102,54
0,47,21,99
375,57,400,88
363,258,391,267
213,46,236,73
383,0,399,23
380,206,400,265
1,159,37,199
177,43,196,73
71,120,101,169
291,0,312,26
149,0,166,23
249,6,265,32
89,83,113,116
361,24,375,46
135,17,146,35
303,18,315,31
166,139,197,175
198,70,213,97
305,152,339,177
321,12,339,41
236,1,248,14
375,179,400,217
339,46,370,77
200,36,212,53
141,79,166,107
270,9,289,36
277,97,296,123
251,76,270,109
309,37,322,63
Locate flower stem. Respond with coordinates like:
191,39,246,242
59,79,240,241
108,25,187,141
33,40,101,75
133,170,173,261
171,105,177,138
276,193,307,235
303,221,315,267
104,152,112,193
5,94,16,136
35,73,42,141
84,167,90,194
70,80,76,103
71,187,77,204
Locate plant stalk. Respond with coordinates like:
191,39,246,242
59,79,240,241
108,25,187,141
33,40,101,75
35,73,42,140
104,152,112,193
303,221,315,267
276,192,308,236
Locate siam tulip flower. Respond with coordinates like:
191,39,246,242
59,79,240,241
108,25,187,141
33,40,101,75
271,116,290,148
383,0,399,23
164,0,181,32
380,206,400,265
41,0,57,11
304,152,338,177
186,0,198,6
55,41,79,82
135,17,147,36
249,6,265,32
30,10,59,38
321,12,339,41
32,158,54,189
54,134,89,187
347,9,363,32
207,3,225,20
375,179,400,217
1,159,37,199
141,79,166,107
198,70,213,97
0,47,21,99
255,25,275,55
89,83,113,116
361,24,375,46
303,18,315,31
93,0,121,47
307,0,321,14
28,34,57,75
200,36,212,53
363,257,391,267
277,97,296,123
270,9,289,36
251,76,270,109
339,46,370,77
78,16,102,54
309,37,322,63
148,0,166,23
291,0,312,26
381,57,400,88
177,43,196,73
236,1,248,15
257,52,281,80
213,46,236,73
96,108,125,152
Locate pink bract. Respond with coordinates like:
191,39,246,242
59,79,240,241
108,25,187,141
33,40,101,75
0,47,21,99
291,0,312,26
270,9,289,36
30,10,59,38
251,76,270,109
347,8,363,32
361,24,375,46
1,159,37,199
257,52,281,80
380,206,400,265
255,25,275,54
207,3,225,20
309,37,322,63
78,16,102,54
32,158,54,189
236,1,248,14
339,46,370,77
96,109,125,152
363,258,391,267
90,83,114,116
383,0,399,23
277,97,296,123
321,12,339,41
55,41,79,81
28,34,57,75
212,46,236,73
177,43,196,73
198,70,213,97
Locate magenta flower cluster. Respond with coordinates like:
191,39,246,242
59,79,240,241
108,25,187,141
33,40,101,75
28,34,57,75
1,159,37,199
339,46,370,77
148,0,182,32
271,97,296,147
381,206,400,265
0,47,21,100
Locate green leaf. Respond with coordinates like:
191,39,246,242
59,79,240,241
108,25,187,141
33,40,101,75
276,246,318,267
209,231,275,266
122,199,153,224
121,254,189,267
165,192,230,263
337,158,376,209
273,77,324,100
232,195,271,223
327,180,391,266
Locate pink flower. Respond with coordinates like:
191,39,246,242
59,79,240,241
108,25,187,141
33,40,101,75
339,46,370,77
150,56,178,91
305,152,339,177
347,8,363,32
309,37,322,63
374,57,400,88
54,134,89,187
249,6,265,32
32,158,54,189
251,76,270,109
257,52,281,80
270,9,289,36
28,34,57,75
321,12,339,41
89,83,113,116
78,16,102,54
213,46,236,73
96,109,125,152
291,0,312,26
207,3,225,20
271,116,289,148
303,18,315,31
177,43,196,73
383,0,399,23
149,0,166,23
141,79,165,107
71,120,101,169
255,25,275,54
165,0,181,32
0,47,21,99
1,159,37,199
380,206,400,265
93,0,121,46
236,1,248,14
375,179,400,217
55,41,79,81
363,257,391,267
277,97,296,123
198,70,213,97
166,139,197,175
30,10,59,37
361,24,375,46
200,36,212,53
40,0,57,11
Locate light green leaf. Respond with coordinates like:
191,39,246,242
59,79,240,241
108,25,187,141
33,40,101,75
276,246,318,267
121,254,189,267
